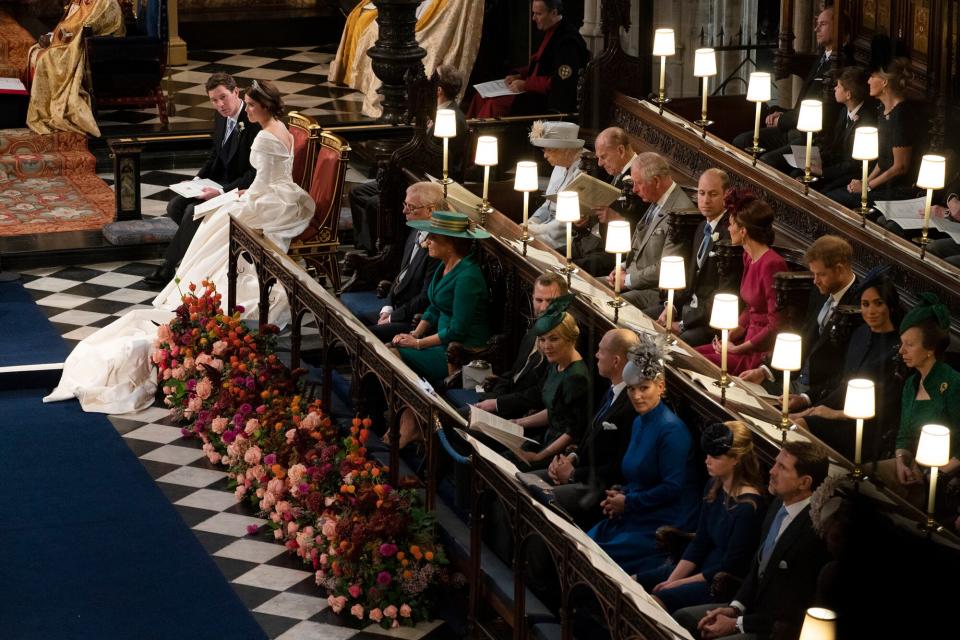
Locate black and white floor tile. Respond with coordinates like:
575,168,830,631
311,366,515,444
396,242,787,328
19,262,450,639
97,46,370,132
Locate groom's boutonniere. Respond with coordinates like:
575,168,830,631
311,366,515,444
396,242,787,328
711,231,720,242
237,121,245,133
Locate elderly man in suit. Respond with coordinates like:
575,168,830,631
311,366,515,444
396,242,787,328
534,328,640,528
647,168,731,347
574,126,645,276
674,441,830,640
146,73,259,286
606,152,693,309
446,272,568,414
341,181,445,340
741,235,859,410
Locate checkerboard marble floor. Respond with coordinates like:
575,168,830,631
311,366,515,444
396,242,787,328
97,45,370,131
19,263,450,640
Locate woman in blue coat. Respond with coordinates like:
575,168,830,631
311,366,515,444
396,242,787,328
588,335,701,575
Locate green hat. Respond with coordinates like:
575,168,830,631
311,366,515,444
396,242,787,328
406,210,490,239
900,292,950,334
533,293,575,335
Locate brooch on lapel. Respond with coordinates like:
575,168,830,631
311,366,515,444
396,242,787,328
558,65,573,80
711,232,720,242
778,560,788,570
941,382,948,394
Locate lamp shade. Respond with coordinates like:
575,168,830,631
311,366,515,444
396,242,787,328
605,220,631,253
652,28,675,56
916,424,951,467
843,378,875,419
709,293,739,330
917,154,946,190
514,161,539,192
851,126,878,161
771,333,802,371
433,108,457,138
746,72,771,102
693,48,717,78
659,256,686,289
475,135,498,166
555,191,581,223
798,608,836,640
796,100,823,133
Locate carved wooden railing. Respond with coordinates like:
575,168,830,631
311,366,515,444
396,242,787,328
611,95,960,338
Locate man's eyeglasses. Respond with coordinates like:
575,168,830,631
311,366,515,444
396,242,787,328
403,201,431,211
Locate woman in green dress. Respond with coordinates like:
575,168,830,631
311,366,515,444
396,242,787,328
391,211,491,383
878,293,960,511
511,295,591,469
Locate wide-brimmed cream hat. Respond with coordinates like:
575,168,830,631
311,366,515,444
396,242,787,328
529,120,584,149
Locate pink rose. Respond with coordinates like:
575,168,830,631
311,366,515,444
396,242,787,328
211,417,228,434
275,500,291,514
157,324,172,342
400,604,412,618
244,418,260,435
151,348,167,365
273,528,283,540
301,412,320,430
319,553,329,565
287,521,299,535
244,446,262,466
285,428,296,443
384,605,398,619
267,478,284,495
260,492,276,509
270,512,281,523
288,463,306,484
328,595,346,613
196,377,212,400
187,396,202,412
348,583,362,599
369,608,383,622
322,520,337,540
234,485,246,500
350,603,364,620
212,340,228,356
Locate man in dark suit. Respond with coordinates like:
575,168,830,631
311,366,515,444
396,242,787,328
647,168,731,347
741,235,859,410
674,441,830,640
341,181,444,337
573,126,645,276
813,67,878,192
349,64,467,253
534,328,640,528
145,72,259,286
445,272,567,414
733,6,840,169
467,0,589,117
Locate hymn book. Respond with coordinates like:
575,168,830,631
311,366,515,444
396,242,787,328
873,197,927,230
170,178,224,199
544,173,622,211
192,188,239,220
468,405,538,459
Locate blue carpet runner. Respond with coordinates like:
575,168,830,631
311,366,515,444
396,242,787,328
0,280,71,389
0,389,266,640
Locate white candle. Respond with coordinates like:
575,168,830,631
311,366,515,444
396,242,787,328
522,191,529,228
929,466,939,514
701,77,708,120
720,328,729,376
615,253,622,295
442,137,449,180
855,418,864,465
753,102,762,147
666,288,675,333
804,131,814,177
782,370,791,417
482,165,490,201
659,56,666,101
566,222,572,260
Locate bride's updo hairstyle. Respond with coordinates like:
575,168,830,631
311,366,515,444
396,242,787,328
246,79,284,119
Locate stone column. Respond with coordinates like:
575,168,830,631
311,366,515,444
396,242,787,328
581,0,603,58
167,0,187,66
369,0,426,124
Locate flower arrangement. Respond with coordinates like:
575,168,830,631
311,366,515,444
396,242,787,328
152,282,452,628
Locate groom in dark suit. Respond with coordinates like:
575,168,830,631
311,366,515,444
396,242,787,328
674,441,830,640
145,72,260,286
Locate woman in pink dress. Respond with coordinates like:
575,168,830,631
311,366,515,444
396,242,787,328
696,191,788,374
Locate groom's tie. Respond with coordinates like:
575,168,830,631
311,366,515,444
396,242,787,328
223,118,236,146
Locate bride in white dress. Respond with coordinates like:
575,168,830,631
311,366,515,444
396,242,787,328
45,81,316,413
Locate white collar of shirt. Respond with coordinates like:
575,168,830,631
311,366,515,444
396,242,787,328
705,211,725,229
780,496,811,535
823,50,832,61
847,102,863,119
654,180,677,210
610,380,627,401
615,154,636,183
831,275,856,305
227,101,244,125
438,100,453,110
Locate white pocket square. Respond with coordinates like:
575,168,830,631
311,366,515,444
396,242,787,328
778,560,788,569
602,421,617,431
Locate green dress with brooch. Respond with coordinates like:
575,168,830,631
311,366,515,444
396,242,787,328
896,360,960,458
399,253,490,383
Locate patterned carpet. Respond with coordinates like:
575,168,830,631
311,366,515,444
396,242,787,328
0,128,115,236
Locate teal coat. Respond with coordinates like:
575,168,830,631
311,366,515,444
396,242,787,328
400,254,490,382
897,360,960,458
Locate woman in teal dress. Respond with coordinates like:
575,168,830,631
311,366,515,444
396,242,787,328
391,211,491,383
511,295,591,469
588,334,701,575
877,293,960,512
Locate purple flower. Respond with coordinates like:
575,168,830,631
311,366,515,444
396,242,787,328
376,571,392,586
245,378,256,391
246,524,260,535
186,379,197,392
232,413,244,428
298,483,309,495
264,453,277,466
222,430,237,444
239,403,253,415
379,543,398,558
180,427,192,437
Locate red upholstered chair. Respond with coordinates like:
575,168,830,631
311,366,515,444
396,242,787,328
286,111,319,190
288,128,350,292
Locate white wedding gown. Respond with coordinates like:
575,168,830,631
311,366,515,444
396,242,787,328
44,131,316,413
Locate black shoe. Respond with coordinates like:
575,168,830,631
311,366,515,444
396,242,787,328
143,265,174,288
